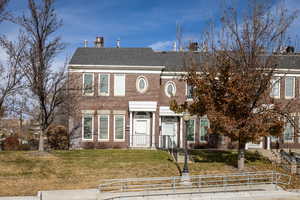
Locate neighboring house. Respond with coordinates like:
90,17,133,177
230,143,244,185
68,37,300,150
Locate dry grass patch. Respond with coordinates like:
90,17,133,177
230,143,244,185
0,149,178,196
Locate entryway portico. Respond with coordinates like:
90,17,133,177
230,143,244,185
159,106,183,149
129,101,157,148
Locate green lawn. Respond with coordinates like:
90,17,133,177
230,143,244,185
0,149,299,196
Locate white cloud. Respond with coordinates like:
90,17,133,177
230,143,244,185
149,40,174,51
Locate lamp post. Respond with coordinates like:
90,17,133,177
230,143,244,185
181,112,191,184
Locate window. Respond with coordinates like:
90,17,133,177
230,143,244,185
283,120,294,143
82,115,93,140
114,74,125,96
270,78,280,98
114,115,125,140
136,76,148,93
186,84,194,99
186,119,195,141
285,77,295,99
200,118,209,142
165,81,176,97
99,74,110,96
83,73,94,95
99,115,109,140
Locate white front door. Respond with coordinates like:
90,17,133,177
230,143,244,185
133,119,150,147
161,122,177,148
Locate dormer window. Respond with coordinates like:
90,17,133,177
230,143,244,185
136,76,148,93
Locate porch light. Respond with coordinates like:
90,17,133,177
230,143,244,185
183,112,191,121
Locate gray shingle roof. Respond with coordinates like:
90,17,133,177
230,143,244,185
69,47,300,71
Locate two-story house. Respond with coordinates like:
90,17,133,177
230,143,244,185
68,37,300,150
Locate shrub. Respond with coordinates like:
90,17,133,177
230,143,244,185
3,135,20,150
47,125,69,150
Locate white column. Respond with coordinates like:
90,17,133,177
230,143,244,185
159,116,161,148
129,111,133,147
152,112,155,148
180,117,183,148
267,136,271,150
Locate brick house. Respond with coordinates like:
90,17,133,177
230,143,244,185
68,38,300,150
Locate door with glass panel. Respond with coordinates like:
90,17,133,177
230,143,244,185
161,117,178,148
133,112,150,147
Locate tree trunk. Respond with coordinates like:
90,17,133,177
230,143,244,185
38,130,44,151
238,143,245,170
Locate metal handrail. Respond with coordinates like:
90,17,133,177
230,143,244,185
98,171,291,194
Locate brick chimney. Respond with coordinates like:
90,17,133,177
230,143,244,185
95,36,104,48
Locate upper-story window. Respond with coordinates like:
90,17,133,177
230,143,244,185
99,74,110,96
136,76,148,93
186,84,194,99
285,77,295,99
165,81,176,97
114,74,125,96
83,73,94,96
270,78,280,99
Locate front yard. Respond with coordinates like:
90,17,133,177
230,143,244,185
0,149,299,196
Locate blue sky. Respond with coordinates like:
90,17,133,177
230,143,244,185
0,0,300,67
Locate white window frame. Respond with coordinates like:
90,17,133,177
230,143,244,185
82,73,94,96
99,74,110,96
285,77,295,99
114,115,125,141
187,119,195,142
270,77,280,99
136,76,148,93
199,118,209,143
82,114,94,141
165,81,176,98
283,118,294,143
98,115,109,141
114,74,126,96
186,83,194,101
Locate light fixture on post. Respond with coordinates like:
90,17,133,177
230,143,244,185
181,111,191,185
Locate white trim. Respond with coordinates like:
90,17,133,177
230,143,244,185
114,114,126,141
129,101,157,112
161,76,181,79
130,112,133,146
82,114,94,141
180,117,183,148
99,74,110,96
136,76,149,94
152,112,155,148
114,74,126,96
98,115,109,141
70,69,163,74
285,77,295,99
165,81,176,98
274,73,300,77
270,77,280,99
69,64,165,70
159,106,182,116
82,73,94,96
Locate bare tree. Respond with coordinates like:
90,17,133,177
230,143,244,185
0,0,9,22
14,0,65,151
0,34,27,118
171,1,298,170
